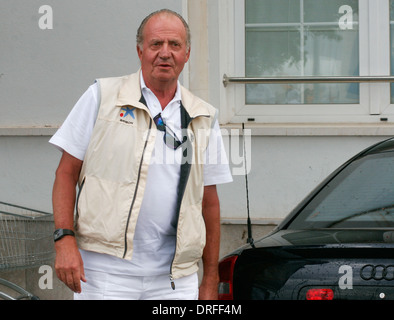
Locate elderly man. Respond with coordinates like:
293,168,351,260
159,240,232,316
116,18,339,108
50,9,232,300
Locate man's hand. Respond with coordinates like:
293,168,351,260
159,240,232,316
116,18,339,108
199,274,219,300
54,236,86,293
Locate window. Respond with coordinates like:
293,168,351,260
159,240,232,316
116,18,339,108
245,0,359,105
221,0,394,124
287,151,394,229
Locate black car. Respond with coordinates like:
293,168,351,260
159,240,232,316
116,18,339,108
218,137,394,300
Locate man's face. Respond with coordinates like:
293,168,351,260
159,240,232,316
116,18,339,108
137,13,190,89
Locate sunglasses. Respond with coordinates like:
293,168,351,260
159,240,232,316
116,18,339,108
153,113,183,150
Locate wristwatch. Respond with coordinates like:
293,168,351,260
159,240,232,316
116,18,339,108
53,229,75,242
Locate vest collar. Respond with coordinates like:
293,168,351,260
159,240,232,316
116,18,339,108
116,70,211,120
116,70,146,110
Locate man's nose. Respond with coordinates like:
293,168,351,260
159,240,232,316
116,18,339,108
159,43,171,58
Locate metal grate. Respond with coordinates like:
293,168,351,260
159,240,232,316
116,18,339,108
0,202,54,270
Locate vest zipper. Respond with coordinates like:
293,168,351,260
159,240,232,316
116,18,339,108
168,158,191,290
169,274,176,290
122,118,152,259
168,113,209,289
168,160,189,289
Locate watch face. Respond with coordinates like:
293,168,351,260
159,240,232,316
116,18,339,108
54,229,74,241
54,229,62,240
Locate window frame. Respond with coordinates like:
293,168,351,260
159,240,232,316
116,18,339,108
219,0,394,124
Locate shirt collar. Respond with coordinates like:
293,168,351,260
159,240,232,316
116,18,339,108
140,72,182,105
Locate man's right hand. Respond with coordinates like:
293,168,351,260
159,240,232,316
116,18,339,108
54,236,86,293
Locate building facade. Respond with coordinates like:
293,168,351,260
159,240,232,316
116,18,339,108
1,0,394,299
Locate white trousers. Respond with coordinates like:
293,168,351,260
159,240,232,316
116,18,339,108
74,269,199,300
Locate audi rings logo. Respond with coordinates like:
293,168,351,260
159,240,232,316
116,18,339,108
360,265,394,281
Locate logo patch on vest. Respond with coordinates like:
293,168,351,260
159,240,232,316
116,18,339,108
119,107,136,124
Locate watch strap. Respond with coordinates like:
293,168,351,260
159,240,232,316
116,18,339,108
54,229,75,242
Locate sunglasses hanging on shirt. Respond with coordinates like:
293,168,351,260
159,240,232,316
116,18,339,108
153,113,183,150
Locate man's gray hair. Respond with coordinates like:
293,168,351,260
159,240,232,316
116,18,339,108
136,9,191,51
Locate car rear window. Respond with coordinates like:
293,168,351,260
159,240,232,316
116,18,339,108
288,151,394,229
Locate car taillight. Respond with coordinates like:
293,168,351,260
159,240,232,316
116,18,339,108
306,288,334,300
218,255,238,300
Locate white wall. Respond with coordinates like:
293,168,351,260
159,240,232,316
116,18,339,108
0,136,58,212
0,0,183,127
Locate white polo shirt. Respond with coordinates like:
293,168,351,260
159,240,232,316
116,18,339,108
49,74,232,276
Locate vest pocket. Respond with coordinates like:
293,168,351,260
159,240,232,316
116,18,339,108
75,175,135,247
175,203,206,264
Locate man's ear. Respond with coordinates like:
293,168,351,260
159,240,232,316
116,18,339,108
185,46,191,63
137,45,143,62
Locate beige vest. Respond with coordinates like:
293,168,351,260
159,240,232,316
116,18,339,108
75,71,218,279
